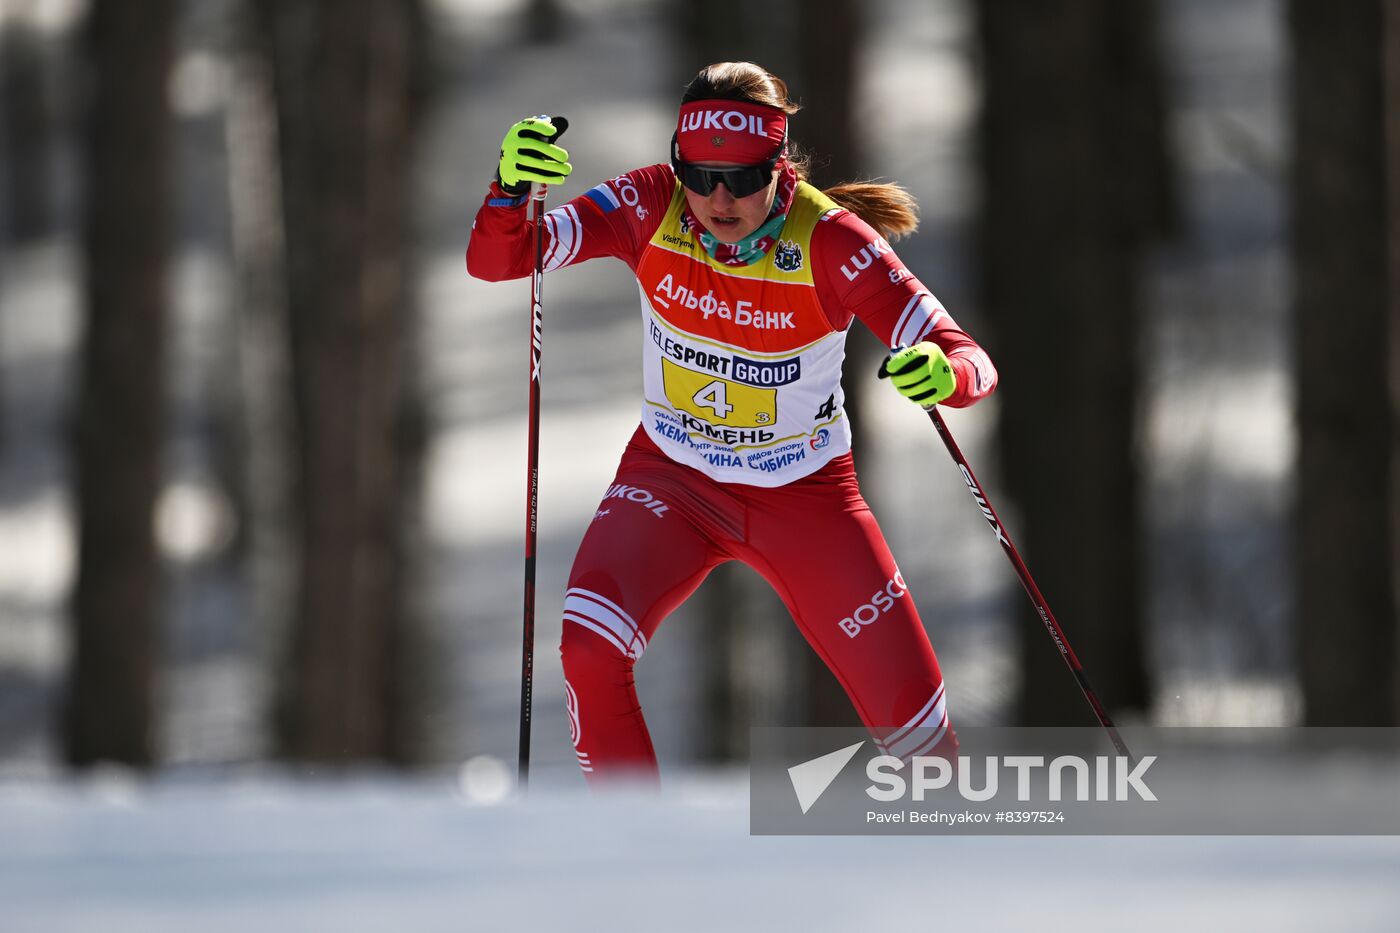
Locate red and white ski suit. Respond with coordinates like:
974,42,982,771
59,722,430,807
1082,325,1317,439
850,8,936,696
467,164,997,785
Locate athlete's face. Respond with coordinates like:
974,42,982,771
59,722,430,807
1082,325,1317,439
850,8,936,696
683,163,779,243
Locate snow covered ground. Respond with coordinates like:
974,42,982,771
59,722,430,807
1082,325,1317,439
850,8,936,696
2,770,1399,933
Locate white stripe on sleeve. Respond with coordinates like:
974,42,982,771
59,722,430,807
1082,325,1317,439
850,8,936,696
891,293,949,348
542,204,582,272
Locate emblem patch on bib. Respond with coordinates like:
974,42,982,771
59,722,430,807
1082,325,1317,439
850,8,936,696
774,239,803,272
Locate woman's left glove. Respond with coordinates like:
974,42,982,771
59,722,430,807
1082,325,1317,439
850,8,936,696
878,342,957,409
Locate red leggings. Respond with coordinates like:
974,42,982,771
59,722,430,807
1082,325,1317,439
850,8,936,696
560,427,955,785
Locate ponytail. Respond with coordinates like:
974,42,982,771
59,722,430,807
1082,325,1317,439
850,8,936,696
820,182,920,241
682,62,921,240
787,147,920,240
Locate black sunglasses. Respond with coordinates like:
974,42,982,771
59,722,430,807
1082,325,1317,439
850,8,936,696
670,132,783,198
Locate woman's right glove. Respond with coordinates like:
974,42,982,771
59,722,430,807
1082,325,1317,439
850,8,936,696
878,342,957,409
497,115,571,195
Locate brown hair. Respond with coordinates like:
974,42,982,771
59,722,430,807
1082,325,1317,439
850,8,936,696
680,62,919,240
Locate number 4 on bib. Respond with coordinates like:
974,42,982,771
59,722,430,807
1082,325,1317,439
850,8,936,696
692,381,734,418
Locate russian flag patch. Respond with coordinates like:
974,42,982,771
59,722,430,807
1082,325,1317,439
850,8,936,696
584,183,622,214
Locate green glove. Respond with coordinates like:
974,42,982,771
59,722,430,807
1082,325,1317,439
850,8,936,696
497,115,571,195
878,342,957,409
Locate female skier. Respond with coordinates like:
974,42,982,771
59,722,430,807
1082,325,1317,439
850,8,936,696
467,62,997,786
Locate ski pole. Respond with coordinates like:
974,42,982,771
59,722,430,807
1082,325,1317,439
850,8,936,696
517,116,567,793
518,182,545,793
926,406,1134,762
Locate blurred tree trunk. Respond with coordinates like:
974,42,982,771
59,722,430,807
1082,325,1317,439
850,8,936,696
522,0,564,45
976,0,1173,724
792,0,866,727
1,9,51,242
669,1,800,100
65,0,175,768
256,0,428,762
695,563,749,762
1390,0,1400,724
1292,0,1399,725
226,1,296,752
1,6,55,452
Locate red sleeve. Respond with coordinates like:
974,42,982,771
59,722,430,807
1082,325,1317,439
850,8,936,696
812,208,998,409
465,164,675,281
